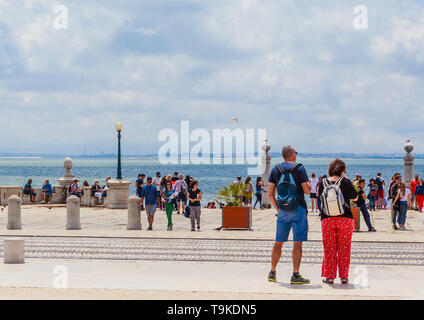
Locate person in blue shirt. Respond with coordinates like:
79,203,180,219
42,179,53,203
140,177,160,230
267,145,311,285
135,174,146,210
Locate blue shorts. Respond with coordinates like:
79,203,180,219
276,206,308,242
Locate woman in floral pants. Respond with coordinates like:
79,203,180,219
317,159,358,284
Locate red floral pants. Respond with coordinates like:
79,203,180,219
321,217,354,279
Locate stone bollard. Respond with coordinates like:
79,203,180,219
4,238,25,264
7,195,22,230
127,196,142,230
66,195,81,230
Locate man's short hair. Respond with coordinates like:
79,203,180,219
147,177,152,181
282,145,296,160
359,179,365,185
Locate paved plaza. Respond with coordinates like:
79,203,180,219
0,205,424,299
1,205,424,241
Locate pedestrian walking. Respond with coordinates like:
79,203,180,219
309,173,318,213
253,177,264,210
161,181,177,231
357,179,376,232
392,182,411,231
140,177,160,231
188,181,202,231
414,179,424,212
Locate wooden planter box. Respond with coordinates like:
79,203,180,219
222,206,252,230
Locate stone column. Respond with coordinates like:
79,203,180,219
66,195,81,230
404,140,414,187
7,195,22,230
127,196,142,230
4,238,25,264
57,157,78,203
261,140,272,209
81,187,92,207
107,179,132,209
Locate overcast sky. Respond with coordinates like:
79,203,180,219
0,0,423,155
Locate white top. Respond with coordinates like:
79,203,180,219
153,177,161,187
397,189,411,201
310,178,318,193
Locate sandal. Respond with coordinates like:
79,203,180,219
341,278,349,284
322,278,334,284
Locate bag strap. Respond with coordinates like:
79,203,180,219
289,163,300,173
335,176,344,186
276,164,285,175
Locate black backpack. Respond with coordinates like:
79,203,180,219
184,205,191,218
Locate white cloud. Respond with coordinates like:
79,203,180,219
0,0,424,154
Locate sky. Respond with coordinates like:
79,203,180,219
0,0,424,156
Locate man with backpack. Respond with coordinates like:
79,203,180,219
267,145,311,285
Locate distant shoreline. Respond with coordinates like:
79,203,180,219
0,154,421,160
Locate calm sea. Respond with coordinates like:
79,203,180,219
0,157,421,204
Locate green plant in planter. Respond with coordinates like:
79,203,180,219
217,182,247,207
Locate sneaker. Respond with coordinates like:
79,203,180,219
393,224,399,230
167,225,171,231
191,228,195,232
197,225,200,231
268,271,276,282
290,274,310,285
147,225,152,231
399,226,406,231
368,228,377,232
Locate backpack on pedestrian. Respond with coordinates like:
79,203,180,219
275,163,300,211
319,177,346,216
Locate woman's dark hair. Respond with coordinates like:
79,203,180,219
191,180,198,189
165,181,172,188
328,158,346,177
245,176,251,184
256,177,262,185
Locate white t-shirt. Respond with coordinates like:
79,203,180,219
310,178,319,194
153,177,161,187
397,189,411,201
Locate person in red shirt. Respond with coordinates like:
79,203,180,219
410,174,419,210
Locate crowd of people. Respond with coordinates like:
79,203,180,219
22,177,112,204
134,171,202,232
267,145,419,286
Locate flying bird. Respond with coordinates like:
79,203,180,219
232,117,239,123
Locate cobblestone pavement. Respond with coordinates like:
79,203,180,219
2,236,424,266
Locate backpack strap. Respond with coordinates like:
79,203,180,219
322,178,329,188
276,164,285,175
289,163,300,173
335,176,344,186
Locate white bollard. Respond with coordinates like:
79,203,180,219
7,195,22,230
66,195,81,230
4,238,25,264
127,196,142,230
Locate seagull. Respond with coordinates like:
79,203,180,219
232,117,239,123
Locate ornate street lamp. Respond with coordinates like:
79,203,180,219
115,121,123,180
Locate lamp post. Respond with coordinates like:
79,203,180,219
115,121,123,180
